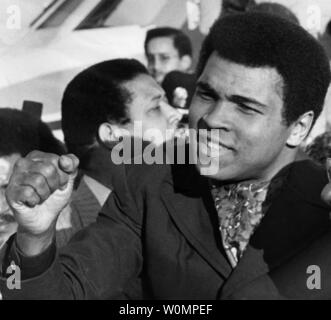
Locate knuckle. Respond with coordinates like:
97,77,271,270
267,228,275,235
42,163,57,177
21,186,34,198
32,173,46,187
15,158,28,170
45,152,59,161
27,150,43,159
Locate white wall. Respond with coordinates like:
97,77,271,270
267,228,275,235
0,0,53,47
256,0,331,35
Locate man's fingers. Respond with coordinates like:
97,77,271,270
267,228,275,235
23,151,79,189
25,151,79,176
7,184,41,208
58,154,79,175
18,173,52,203
26,150,59,165
14,158,63,192
58,154,79,190
6,152,79,209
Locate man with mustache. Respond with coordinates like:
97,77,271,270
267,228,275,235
1,13,331,299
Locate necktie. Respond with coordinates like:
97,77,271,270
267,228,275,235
211,180,279,267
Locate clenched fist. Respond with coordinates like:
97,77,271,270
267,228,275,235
5,151,79,255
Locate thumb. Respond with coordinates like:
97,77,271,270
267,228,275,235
59,154,79,174
58,154,79,191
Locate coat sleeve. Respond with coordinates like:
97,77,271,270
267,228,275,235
0,175,143,300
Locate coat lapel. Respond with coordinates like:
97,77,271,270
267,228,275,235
160,160,330,298
71,178,102,227
161,164,232,279
221,160,331,299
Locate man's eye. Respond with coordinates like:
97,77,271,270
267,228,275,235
196,90,215,101
237,103,261,115
148,106,161,114
160,56,171,63
147,55,155,63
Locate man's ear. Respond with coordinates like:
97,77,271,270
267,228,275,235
179,55,192,71
98,122,121,144
286,111,314,147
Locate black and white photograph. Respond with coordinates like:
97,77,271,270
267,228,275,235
1,0,331,306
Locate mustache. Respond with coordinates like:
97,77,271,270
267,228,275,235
196,118,234,150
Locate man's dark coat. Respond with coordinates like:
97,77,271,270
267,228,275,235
1,159,331,300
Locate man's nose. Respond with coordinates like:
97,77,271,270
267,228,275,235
161,102,183,127
152,56,163,72
147,56,156,70
203,101,233,130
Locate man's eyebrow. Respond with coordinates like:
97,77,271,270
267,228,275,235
229,95,268,108
196,81,219,99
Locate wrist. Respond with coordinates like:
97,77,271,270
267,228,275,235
16,227,55,257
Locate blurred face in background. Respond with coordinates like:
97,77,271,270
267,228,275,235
0,153,20,247
126,74,183,145
99,74,183,147
146,37,191,84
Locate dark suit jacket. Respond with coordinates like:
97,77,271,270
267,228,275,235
1,159,331,300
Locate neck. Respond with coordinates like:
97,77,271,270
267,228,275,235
213,148,299,187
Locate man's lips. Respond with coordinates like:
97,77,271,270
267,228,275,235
196,117,234,151
197,130,234,151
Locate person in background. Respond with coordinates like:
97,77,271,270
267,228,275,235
62,59,182,229
144,27,194,126
144,27,193,84
0,108,69,249
305,131,331,166
221,0,255,16
161,70,197,138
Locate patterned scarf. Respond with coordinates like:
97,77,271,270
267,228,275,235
210,177,284,268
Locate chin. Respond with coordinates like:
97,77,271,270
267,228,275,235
195,160,241,182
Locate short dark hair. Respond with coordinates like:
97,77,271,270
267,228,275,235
144,27,193,58
0,108,66,157
249,2,299,25
197,13,331,126
61,59,148,158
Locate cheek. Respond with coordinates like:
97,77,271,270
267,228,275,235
238,121,287,160
142,117,167,133
165,59,180,71
189,102,205,128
